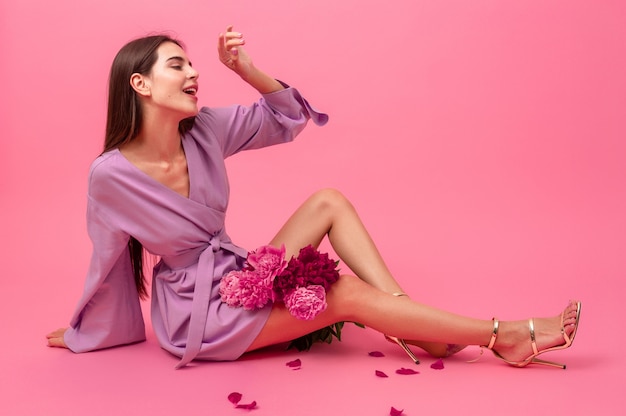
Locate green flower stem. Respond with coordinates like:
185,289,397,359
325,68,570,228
286,322,365,351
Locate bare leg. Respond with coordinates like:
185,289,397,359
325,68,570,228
268,188,403,293
248,274,580,366
263,188,456,356
248,275,490,352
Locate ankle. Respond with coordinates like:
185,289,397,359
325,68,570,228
492,320,527,352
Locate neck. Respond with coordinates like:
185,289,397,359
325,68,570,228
134,109,184,161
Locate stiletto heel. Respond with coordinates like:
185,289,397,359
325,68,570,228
484,301,581,369
384,335,420,364
384,292,419,364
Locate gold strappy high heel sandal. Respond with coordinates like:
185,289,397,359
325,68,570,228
384,292,420,364
484,301,581,369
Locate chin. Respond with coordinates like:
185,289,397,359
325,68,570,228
180,106,199,119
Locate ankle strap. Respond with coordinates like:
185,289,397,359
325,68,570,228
485,318,499,350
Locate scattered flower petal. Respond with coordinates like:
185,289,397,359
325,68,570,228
430,358,445,370
228,392,242,405
286,358,302,369
396,367,420,375
375,370,389,378
236,401,257,410
368,351,385,357
390,407,404,416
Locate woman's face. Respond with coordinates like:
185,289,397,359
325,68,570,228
141,41,200,119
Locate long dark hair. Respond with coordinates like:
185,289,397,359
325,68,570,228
103,35,194,299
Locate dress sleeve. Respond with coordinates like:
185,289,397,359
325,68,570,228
193,83,329,158
63,197,146,353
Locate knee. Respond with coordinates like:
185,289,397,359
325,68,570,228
308,188,353,215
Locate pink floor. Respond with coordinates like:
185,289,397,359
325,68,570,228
2,0,625,415
1,242,623,415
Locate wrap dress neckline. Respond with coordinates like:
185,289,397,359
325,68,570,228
115,138,194,201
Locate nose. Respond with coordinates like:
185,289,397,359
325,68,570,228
188,67,199,80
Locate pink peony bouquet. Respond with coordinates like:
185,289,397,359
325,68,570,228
219,244,340,321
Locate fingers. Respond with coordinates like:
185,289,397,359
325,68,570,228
47,337,68,348
218,25,245,58
46,327,67,338
46,328,69,348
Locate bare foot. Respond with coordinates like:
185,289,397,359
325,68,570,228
491,301,580,366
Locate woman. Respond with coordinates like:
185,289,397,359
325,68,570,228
47,26,581,369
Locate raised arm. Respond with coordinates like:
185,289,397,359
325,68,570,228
217,25,285,94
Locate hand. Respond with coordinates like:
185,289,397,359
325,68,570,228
217,25,254,77
217,25,284,94
46,328,68,349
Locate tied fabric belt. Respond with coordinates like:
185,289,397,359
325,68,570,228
171,232,247,369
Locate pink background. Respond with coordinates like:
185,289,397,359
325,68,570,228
1,0,624,414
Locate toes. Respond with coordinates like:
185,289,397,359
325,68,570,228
562,302,580,337
563,301,580,319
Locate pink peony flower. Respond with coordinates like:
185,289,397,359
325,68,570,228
238,269,274,310
219,269,273,310
246,244,287,278
283,285,327,320
219,270,243,307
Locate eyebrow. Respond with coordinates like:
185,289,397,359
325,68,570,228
166,56,193,67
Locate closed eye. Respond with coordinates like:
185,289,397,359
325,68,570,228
167,56,191,70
